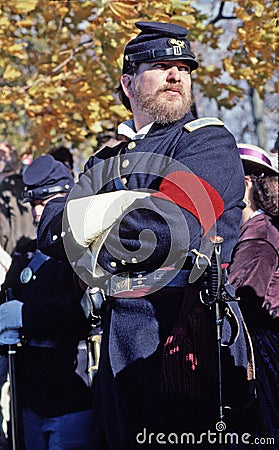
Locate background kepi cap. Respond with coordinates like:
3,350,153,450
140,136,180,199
22,154,74,203
123,21,199,74
237,143,278,176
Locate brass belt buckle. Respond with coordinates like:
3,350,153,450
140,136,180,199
110,273,132,295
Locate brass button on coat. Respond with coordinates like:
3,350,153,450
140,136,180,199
127,141,136,150
122,160,130,169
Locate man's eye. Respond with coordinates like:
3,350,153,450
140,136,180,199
151,63,190,72
179,66,190,73
152,63,166,69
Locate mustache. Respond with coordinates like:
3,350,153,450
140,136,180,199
156,83,184,94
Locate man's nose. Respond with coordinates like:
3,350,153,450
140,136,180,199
166,66,181,82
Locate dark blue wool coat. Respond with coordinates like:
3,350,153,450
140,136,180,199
38,112,247,449
0,239,92,419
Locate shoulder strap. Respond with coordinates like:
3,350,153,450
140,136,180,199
28,249,50,274
20,250,50,283
184,117,224,132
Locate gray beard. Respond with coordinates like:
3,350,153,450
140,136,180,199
134,81,192,124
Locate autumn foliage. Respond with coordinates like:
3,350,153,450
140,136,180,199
0,0,277,156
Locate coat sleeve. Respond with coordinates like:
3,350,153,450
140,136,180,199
37,165,95,260
38,125,244,280
228,238,279,326
96,125,244,275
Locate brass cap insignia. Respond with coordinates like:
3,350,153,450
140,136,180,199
168,38,186,48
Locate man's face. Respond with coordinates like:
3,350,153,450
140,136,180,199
31,199,48,227
131,60,192,125
30,192,66,227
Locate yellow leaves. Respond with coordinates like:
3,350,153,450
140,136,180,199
0,0,277,154
227,1,276,90
87,100,101,113
237,27,246,37
9,0,38,14
43,85,67,98
58,121,68,129
69,2,93,20
171,15,196,28
167,0,194,14
26,105,46,117
108,1,138,20
250,56,258,65
73,112,83,121
16,19,34,28
6,42,27,58
0,112,18,121
223,58,234,75
237,67,255,81
86,120,103,133
0,87,13,105
26,79,48,97
15,98,25,106
254,2,265,17
0,16,10,27
110,104,130,120
57,6,69,17
204,65,221,78
3,65,22,81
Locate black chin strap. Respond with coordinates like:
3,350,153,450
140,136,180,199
23,184,70,202
127,46,197,64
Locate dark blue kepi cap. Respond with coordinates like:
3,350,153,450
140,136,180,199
22,154,74,203
123,21,199,74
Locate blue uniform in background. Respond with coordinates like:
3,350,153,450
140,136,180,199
0,239,94,450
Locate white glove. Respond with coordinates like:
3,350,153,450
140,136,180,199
0,329,21,345
67,190,150,247
0,300,23,333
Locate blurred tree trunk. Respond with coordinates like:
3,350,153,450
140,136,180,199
249,88,266,149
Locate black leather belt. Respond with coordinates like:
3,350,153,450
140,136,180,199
25,338,62,348
106,268,191,298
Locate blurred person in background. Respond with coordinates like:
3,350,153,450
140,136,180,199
228,143,279,443
49,146,74,176
0,142,35,256
0,142,35,450
0,155,95,450
269,131,279,171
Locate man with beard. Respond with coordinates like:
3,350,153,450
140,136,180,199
37,22,247,449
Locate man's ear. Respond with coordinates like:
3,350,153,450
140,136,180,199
244,175,254,200
120,74,134,99
244,175,252,189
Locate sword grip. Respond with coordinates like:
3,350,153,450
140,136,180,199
207,251,219,303
208,235,223,303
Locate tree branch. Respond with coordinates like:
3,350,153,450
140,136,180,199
210,1,237,24
52,38,94,73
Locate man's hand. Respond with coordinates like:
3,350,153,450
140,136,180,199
0,329,21,345
0,300,23,333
